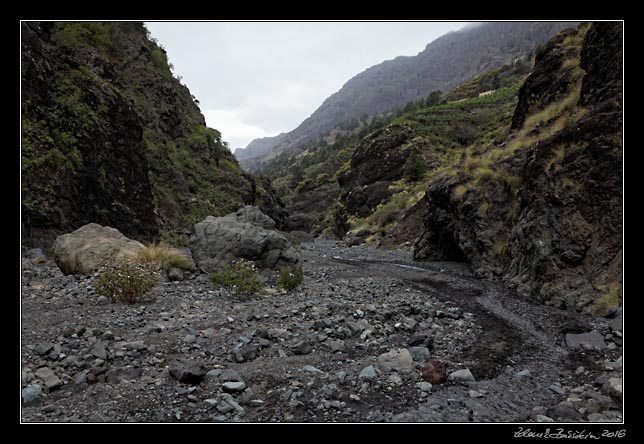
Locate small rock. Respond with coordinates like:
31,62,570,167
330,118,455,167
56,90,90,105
587,413,609,422
421,359,447,384
167,267,185,281
609,313,622,332
401,317,417,330
604,377,622,401
564,331,607,350
89,412,109,422
325,340,346,353
169,360,207,384
549,401,581,420
536,415,554,422
41,404,56,413
335,371,347,381
220,394,245,416
183,334,197,344
448,369,475,383
35,367,55,381
549,383,566,395
34,342,54,356
604,357,623,371
408,332,433,350
216,400,234,414
345,321,363,336
291,340,313,355
73,371,87,385
222,381,246,392
25,248,47,263
268,328,290,340
387,373,403,386
232,348,244,363
220,369,243,382
123,341,146,351
376,348,414,373
105,366,142,384
416,382,433,392
515,369,532,378
468,390,484,398
240,343,260,361
90,342,107,360
408,346,431,363
22,384,44,407
206,369,222,380
359,365,377,380
575,366,585,375
303,365,323,374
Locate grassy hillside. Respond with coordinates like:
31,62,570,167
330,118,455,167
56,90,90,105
264,57,531,239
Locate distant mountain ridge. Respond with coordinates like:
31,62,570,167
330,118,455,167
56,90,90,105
234,133,288,160
238,21,578,172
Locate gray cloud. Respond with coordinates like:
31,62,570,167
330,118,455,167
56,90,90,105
145,21,470,148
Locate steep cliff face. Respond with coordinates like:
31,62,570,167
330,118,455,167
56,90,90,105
239,22,576,172
21,22,159,246
22,22,285,247
503,22,622,310
414,22,622,313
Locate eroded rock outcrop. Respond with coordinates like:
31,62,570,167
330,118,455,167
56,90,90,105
415,22,622,312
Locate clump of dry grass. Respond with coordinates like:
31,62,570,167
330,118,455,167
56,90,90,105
591,287,621,317
137,242,193,270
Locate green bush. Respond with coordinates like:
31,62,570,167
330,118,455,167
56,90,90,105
94,260,161,304
296,178,314,193
277,266,303,291
316,173,330,185
403,148,426,182
210,258,264,296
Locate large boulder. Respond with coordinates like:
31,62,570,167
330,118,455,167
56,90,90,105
52,223,145,275
190,207,300,274
229,206,276,230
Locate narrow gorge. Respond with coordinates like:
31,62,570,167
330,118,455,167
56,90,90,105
21,21,623,424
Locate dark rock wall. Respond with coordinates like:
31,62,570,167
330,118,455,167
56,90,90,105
21,22,285,247
505,22,623,308
414,22,623,311
21,22,158,246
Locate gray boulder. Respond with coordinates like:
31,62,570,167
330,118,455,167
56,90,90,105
52,223,145,275
230,206,276,229
190,207,299,274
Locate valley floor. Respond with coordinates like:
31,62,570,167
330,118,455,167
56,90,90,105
20,240,623,423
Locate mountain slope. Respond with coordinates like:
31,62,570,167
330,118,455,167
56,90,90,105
413,22,622,312
239,21,577,172
21,22,285,248
234,133,287,160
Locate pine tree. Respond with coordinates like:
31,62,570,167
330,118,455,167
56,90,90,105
403,148,426,182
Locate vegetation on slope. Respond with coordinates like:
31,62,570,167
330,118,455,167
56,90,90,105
22,22,279,247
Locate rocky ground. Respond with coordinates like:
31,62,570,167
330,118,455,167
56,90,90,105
21,240,623,423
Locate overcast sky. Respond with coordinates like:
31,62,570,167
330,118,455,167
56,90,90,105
145,22,470,149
